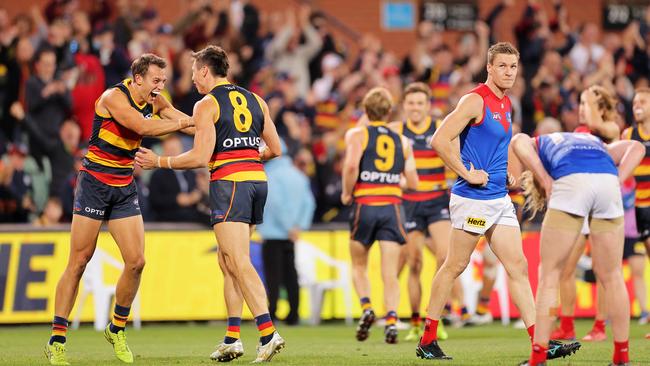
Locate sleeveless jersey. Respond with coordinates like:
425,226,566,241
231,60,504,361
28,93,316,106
208,82,266,182
624,126,650,207
81,79,152,186
536,132,617,180
353,122,406,205
451,83,511,200
397,117,447,201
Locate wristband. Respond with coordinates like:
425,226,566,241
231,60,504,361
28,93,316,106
157,156,161,168
167,156,173,169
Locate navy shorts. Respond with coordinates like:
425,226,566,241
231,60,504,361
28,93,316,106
403,192,450,233
349,203,407,246
623,237,647,259
635,206,650,241
73,171,141,221
210,180,267,226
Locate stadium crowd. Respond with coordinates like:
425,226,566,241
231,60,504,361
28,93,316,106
0,0,649,226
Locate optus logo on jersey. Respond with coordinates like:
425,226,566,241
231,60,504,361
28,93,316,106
222,137,261,148
359,171,400,184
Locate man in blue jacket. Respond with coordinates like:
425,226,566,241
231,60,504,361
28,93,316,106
258,140,316,325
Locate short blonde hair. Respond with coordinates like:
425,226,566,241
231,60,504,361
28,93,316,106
487,42,520,65
363,87,394,121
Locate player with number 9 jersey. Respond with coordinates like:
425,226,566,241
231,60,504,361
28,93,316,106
341,87,418,344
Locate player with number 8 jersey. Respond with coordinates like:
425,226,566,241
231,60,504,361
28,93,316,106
205,81,269,226
134,45,285,363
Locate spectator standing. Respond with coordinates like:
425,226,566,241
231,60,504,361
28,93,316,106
266,4,322,98
257,140,316,325
147,134,209,224
24,47,72,169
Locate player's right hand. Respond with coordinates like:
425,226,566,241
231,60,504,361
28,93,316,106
340,192,352,206
542,177,553,200
466,162,489,187
135,147,158,170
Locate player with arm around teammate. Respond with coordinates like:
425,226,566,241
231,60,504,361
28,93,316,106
136,45,285,363
45,54,194,365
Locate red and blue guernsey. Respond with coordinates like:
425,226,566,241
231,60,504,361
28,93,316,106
452,84,512,200
536,132,618,180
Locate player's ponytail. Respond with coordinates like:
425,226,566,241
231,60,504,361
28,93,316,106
589,85,618,122
520,171,545,221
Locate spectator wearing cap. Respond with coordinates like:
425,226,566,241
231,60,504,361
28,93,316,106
0,142,35,222
311,53,345,133
266,4,322,98
25,46,72,170
258,139,315,325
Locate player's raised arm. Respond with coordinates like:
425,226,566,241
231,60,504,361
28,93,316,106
135,96,216,169
101,90,193,136
154,93,196,135
341,127,365,205
606,139,646,182
401,135,418,190
256,94,282,161
431,93,487,186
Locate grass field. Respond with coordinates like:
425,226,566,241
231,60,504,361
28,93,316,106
2,320,649,365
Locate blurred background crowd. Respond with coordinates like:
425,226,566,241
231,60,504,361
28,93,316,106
1,0,649,226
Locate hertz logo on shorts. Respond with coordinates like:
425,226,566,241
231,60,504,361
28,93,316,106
466,217,486,228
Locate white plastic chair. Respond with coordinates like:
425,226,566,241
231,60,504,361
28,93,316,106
294,240,353,325
71,248,141,331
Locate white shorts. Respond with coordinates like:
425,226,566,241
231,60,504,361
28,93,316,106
581,217,590,236
548,173,623,220
449,193,519,235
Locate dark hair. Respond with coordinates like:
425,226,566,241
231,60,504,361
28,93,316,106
192,45,229,77
487,42,520,65
635,87,650,95
34,45,56,63
131,53,167,78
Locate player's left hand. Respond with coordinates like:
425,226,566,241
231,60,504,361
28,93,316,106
135,147,159,170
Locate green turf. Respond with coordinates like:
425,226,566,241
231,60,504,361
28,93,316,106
2,320,648,365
